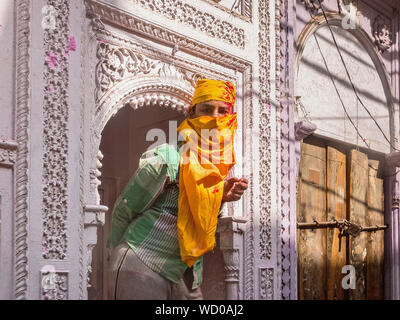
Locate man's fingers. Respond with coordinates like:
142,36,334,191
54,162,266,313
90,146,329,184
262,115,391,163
224,178,248,202
232,182,248,191
225,177,238,187
232,187,244,195
224,179,234,190
232,191,244,198
232,195,241,201
225,191,244,202
236,182,248,190
227,177,241,183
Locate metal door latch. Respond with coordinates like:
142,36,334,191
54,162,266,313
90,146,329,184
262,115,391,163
297,219,388,252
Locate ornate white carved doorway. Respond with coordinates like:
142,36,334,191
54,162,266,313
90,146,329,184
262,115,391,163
84,0,253,299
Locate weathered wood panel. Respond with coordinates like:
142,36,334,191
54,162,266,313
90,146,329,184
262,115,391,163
297,142,327,300
326,147,346,300
366,159,384,300
348,149,369,300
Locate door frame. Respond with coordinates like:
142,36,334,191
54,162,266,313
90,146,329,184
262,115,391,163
296,135,387,299
282,7,400,300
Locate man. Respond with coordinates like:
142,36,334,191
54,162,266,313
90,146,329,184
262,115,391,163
107,79,248,300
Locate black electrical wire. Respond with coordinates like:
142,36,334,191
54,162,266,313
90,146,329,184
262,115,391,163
317,0,399,151
313,32,371,149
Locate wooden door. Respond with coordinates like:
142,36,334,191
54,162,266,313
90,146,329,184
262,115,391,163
297,142,385,300
326,146,347,299
297,142,327,299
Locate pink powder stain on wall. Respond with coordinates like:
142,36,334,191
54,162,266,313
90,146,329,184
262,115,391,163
46,52,58,69
67,36,77,52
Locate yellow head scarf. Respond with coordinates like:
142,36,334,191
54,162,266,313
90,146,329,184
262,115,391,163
177,79,237,267
190,79,236,111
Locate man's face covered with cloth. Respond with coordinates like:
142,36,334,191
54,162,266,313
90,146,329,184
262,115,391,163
177,79,248,267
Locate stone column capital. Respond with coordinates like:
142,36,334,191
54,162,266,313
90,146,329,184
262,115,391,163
294,121,317,141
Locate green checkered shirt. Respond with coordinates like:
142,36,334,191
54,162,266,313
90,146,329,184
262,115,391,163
107,143,207,288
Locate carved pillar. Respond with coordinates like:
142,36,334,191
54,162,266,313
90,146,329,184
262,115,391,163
0,139,18,299
83,150,108,299
83,204,107,296
90,150,104,205
218,216,248,300
277,120,316,299
384,152,400,299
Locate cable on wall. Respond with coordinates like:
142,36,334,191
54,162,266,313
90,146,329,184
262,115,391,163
316,0,399,151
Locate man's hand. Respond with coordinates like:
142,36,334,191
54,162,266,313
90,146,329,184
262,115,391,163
222,177,248,202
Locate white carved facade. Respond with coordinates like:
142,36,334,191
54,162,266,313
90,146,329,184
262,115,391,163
1,0,400,300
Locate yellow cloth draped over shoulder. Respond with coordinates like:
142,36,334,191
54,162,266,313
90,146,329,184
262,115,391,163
177,79,237,267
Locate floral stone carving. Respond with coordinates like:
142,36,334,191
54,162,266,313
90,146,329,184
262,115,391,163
373,15,393,53
301,0,324,13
